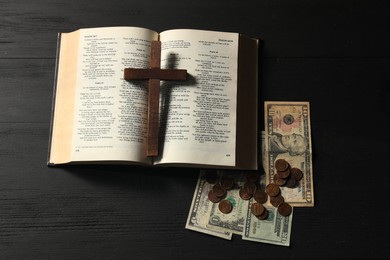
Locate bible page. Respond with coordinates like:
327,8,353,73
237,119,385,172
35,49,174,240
70,27,158,163
155,29,239,167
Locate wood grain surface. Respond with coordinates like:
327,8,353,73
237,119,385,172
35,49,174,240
1,0,389,259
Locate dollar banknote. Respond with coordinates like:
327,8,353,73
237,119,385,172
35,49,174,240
242,198,293,246
186,170,293,246
185,171,232,240
264,102,314,207
206,171,249,235
261,131,267,173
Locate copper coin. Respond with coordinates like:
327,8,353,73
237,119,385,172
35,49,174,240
266,183,280,197
285,177,298,188
256,208,269,220
278,202,292,217
253,189,268,204
244,181,257,195
291,167,303,181
212,183,226,198
245,171,259,183
273,174,287,186
239,186,252,200
270,194,285,207
251,202,265,217
208,190,222,203
220,176,235,190
218,199,233,214
277,168,290,179
203,170,218,184
275,159,289,172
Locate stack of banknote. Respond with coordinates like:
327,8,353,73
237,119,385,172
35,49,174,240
185,101,313,246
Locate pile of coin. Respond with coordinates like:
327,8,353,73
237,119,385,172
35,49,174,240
239,172,261,201
273,159,303,188
265,183,292,217
238,172,271,220
203,169,293,217
204,170,235,214
266,159,300,217
250,201,268,220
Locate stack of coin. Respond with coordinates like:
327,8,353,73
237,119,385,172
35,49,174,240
239,171,260,201
208,183,226,203
241,171,270,220
250,202,268,220
265,183,292,217
204,170,235,214
250,188,269,220
273,159,303,188
277,202,292,217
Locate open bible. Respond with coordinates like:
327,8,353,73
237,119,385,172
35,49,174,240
48,26,259,169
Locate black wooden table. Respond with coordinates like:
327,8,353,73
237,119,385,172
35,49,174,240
1,1,389,259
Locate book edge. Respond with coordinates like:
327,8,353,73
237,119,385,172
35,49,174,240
235,35,260,170
47,33,62,166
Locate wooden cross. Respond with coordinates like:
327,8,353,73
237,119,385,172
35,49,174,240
124,41,187,157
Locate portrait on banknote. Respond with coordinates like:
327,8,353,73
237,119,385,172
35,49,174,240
268,132,308,156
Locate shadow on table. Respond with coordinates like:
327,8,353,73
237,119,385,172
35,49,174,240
60,164,199,192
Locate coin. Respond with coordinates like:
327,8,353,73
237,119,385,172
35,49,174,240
291,167,303,181
285,176,298,188
251,202,265,217
245,171,259,183
266,183,280,197
278,202,292,217
244,181,257,195
220,176,235,190
256,208,269,220
218,199,233,214
239,186,252,200
273,174,287,186
277,168,290,179
253,189,268,204
270,194,285,207
275,159,289,172
212,183,226,198
208,190,222,203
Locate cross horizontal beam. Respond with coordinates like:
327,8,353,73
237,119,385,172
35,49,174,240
124,68,187,81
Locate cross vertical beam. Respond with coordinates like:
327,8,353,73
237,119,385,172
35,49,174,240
147,41,161,156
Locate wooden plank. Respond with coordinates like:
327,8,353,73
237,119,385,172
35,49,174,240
0,58,55,123
147,41,162,156
0,0,389,58
147,78,160,156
